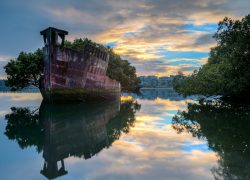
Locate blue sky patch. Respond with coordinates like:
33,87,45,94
184,23,218,33
182,141,210,152
160,51,208,60
105,42,117,48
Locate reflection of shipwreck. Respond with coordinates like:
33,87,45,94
40,27,120,102
4,99,140,179
40,101,120,179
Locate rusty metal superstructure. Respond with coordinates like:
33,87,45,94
40,27,121,102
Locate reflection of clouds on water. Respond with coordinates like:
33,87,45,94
139,98,188,113
0,93,42,119
0,93,42,116
0,93,42,120
65,133,216,180
62,98,217,180
0,93,42,102
0,93,218,180
135,98,191,128
0,93,43,180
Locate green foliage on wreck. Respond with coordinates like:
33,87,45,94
4,37,140,92
64,38,140,91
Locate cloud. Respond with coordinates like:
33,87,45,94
0,55,13,62
44,0,243,75
169,33,216,52
1,0,250,76
135,61,201,76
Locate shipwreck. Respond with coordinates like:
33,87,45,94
40,27,121,102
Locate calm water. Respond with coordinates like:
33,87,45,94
0,89,250,180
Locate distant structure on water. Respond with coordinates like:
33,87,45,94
138,88,185,101
40,27,120,102
139,75,175,88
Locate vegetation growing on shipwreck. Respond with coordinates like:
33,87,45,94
4,37,140,92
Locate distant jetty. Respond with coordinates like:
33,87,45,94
40,27,121,102
139,75,175,88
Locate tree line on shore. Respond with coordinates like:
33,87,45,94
173,15,250,100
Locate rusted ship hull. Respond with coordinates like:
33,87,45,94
40,27,121,102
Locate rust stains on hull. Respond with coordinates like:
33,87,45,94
40,27,120,102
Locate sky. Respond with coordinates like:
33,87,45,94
0,0,249,78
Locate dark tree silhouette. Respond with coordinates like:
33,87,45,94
172,100,250,180
4,49,43,90
4,107,44,152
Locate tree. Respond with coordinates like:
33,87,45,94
172,100,250,179
4,49,43,91
174,15,250,99
4,107,44,152
107,99,141,142
107,50,140,91
172,72,186,91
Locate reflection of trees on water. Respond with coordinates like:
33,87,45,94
4,99,140,179
5,107,44,152
107,101,140,143
172,100,250,180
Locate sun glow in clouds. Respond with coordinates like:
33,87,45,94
0,0,249,77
